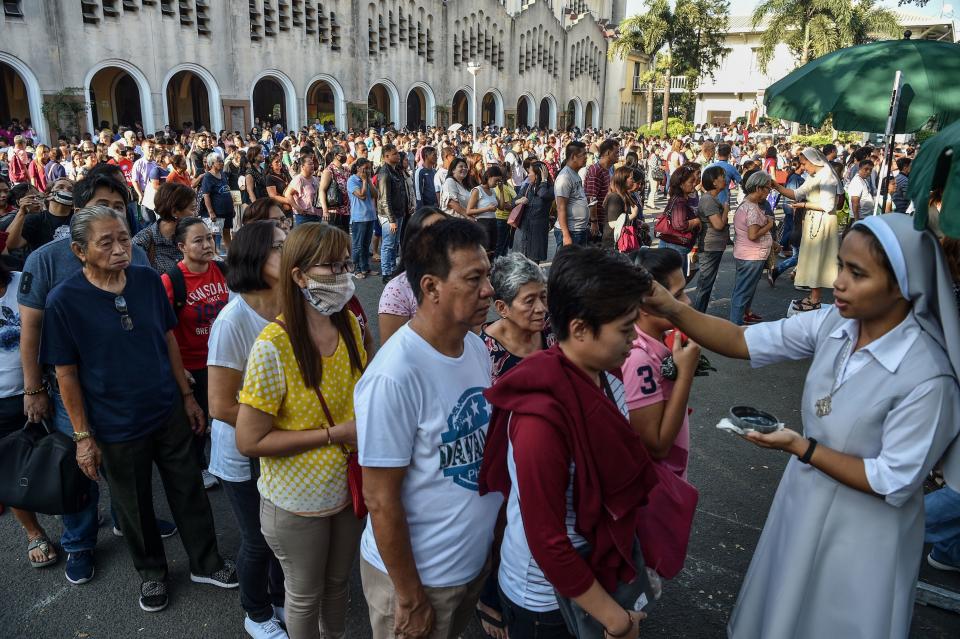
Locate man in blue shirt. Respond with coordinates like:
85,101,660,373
414,146,438,209
704,143,742,206
892,157,912,213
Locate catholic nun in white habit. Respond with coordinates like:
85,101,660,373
641,212,960,638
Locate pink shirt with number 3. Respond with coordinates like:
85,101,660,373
621,329,690,480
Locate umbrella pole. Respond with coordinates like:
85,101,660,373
878,70,903,215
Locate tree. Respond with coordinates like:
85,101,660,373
40,88,89,138
752,0,901,73
672,0,732,122
609,0,684,136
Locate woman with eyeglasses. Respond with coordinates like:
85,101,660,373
40,205,237,612
236,222,368,639
160,217,229,490
241,197,293,233
207,220,288,636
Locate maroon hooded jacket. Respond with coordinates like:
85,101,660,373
478,345,660,597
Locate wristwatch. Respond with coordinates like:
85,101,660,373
72,431,92,443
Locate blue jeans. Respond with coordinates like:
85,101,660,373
694,250,724,313
659,240,692,277
294,213,321,226
781,205,796,250
380,216,406,277
223,476,285,621
495,220,512,257
773,249,799,278
730,259,766,325
51,387,100,553
926,485,960,567
351,221,375,274
552,228,590,249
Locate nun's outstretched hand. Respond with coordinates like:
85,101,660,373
640,280,679,318
743,428,804,455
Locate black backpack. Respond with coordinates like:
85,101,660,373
166,261,228,314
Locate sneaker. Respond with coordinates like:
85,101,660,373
244,615,288,639
139,580,168,612
113,519,178,539
202,470,219,490
927,552,960,572
191,559,239,588
65,550,95,584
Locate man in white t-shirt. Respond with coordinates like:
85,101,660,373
847,159,877,221
356,218,502,639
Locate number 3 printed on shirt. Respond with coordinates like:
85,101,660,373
636,365,657,394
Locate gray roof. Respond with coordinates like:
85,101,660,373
726,11,954,37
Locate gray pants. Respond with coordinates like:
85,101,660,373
260,499,363,639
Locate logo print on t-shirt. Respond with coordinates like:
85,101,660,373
439,387,490,491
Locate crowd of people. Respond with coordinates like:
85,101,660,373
0,114,958,639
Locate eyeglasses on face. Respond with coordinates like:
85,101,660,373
314,260,356,275
114,295,133,331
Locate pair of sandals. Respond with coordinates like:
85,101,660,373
792,297,822,312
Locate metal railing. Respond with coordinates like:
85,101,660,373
633,75,691,93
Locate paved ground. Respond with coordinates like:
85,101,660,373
2,194,959,638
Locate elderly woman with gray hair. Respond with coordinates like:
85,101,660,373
730,171,776,325
770,147,841,312
40,205,237,612
199,152,235,252
480,252,556,382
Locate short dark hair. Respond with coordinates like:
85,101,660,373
563,141,586,165
701,165,727,190
896,157,912,171
74,172,130,208
598,138,619,157
548,245,652,341
243,197,281,224
422,145,436,159
174,216,206,245
154,182,196,221
626,248,683,287
403,218,486,304
226,220,276,293
717,144,732,158
821,143,838,157
482,165,503,182
859,159,874,169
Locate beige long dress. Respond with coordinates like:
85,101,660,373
794,166,840,289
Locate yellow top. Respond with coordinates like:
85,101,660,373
495,183,517,220
239,314,365,516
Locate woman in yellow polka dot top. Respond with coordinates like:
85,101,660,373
236,222,366,639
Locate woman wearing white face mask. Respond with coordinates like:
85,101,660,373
236,222,367,639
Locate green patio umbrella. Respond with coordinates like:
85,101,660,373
908,118,960,238
763,38,960,133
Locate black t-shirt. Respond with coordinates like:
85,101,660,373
23,211,72,249
266,173,288,196
189,150,205,176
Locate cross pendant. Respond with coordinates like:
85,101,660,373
815,395,832,418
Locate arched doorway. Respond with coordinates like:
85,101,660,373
367,84,392,130
253,77,287,129
0,55,47,142
585,101,597,129
517,95,533,128
306,80,336,128
566,98,584,130
165,71,210,131
89,66,144,130
0,62,30,131
407,87,426,130
452,90,470,127
538,97,558,130
481,91,503,128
